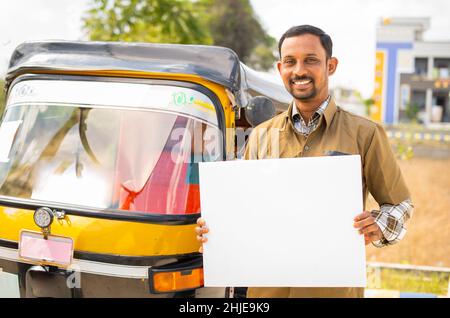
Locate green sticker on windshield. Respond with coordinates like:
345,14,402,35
173,92,186,106
173,92,195,107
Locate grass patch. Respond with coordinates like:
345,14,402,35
367,267,449,295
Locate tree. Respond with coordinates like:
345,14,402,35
83,0,277,70
246,35,278,71
83,0,212,44
201,0,276,70
201,0,275,66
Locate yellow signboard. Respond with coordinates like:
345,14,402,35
372,50,385,122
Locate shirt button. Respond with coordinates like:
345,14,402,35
304,145,310,151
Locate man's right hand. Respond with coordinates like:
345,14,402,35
195,217,209,253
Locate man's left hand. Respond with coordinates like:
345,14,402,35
353,211,383,245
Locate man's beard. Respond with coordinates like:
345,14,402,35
291,88,317,100
288,76,317,100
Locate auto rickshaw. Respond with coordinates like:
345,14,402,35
0,41,290,297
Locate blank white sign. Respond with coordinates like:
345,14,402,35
199,155,366,287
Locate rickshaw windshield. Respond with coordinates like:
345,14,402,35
0,80,223,214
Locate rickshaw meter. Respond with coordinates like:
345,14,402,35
34,207,54,229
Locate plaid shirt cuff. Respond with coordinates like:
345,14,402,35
370,198,414,248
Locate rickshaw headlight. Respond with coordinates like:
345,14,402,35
34,207,54,228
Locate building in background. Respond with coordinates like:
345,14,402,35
373,17,450,126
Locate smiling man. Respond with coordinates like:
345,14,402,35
196,25,413,298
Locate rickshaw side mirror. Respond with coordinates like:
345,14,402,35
245,96,276,127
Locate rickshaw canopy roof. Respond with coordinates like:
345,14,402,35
7,41,241,91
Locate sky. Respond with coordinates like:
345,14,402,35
1,0,450,97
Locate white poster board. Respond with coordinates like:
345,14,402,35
199,155,366,287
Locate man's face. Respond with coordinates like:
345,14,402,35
277,34,337,104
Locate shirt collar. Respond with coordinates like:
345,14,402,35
291,95,330,123
282,95,337,132
322,96,337,126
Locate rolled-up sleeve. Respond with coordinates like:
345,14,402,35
371,198,414,247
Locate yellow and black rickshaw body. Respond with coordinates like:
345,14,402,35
0,41,289,297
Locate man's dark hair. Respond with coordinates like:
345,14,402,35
278,25,333,59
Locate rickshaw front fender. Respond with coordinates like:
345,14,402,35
0,206,200,258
